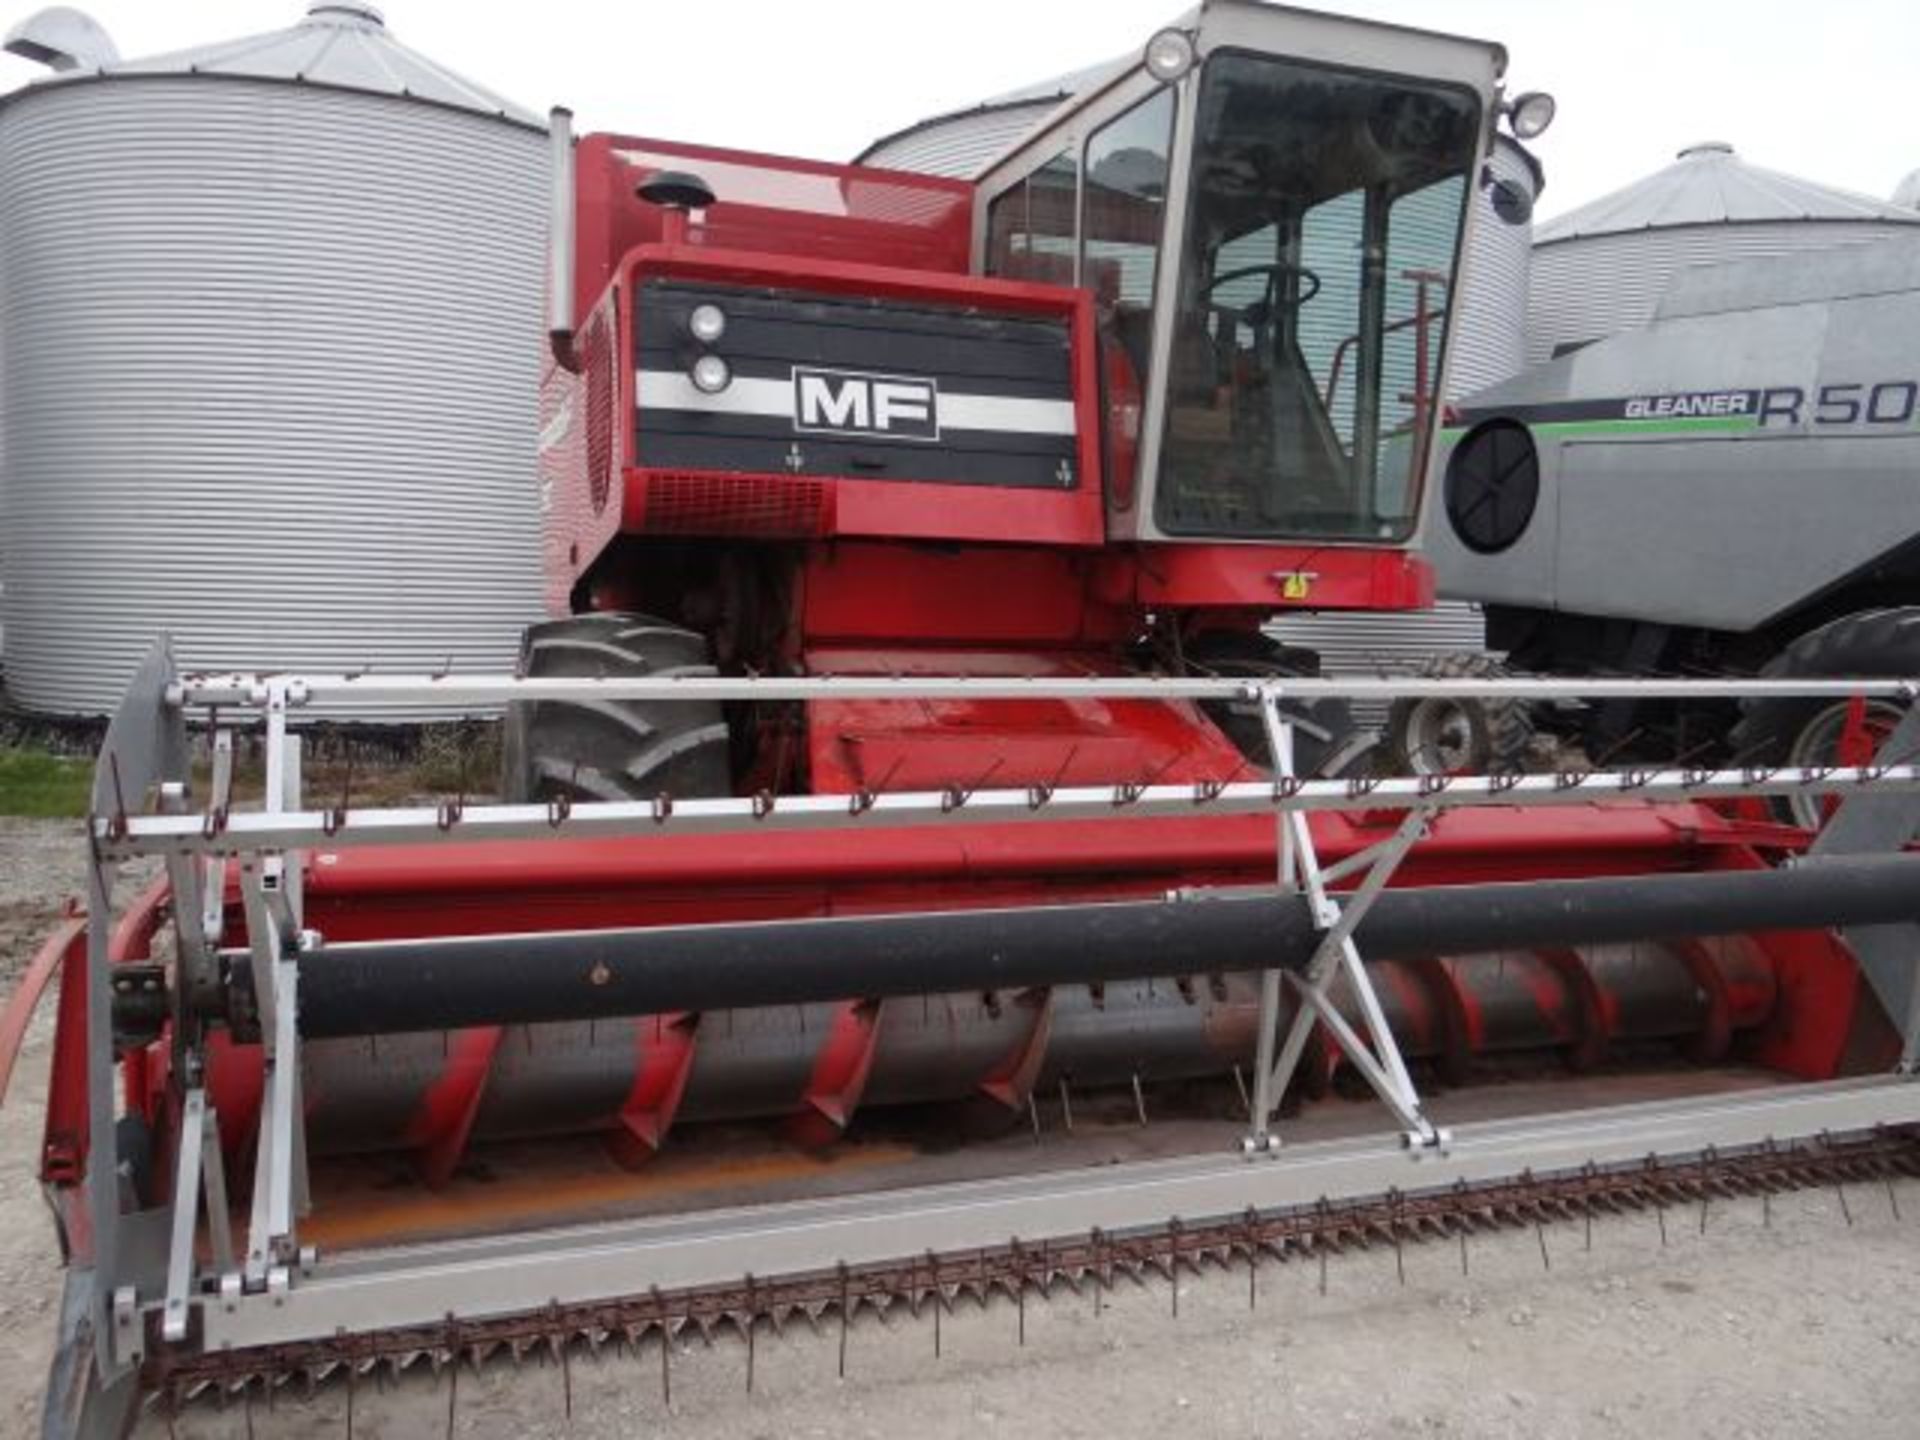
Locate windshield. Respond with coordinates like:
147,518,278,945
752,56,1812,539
1154,53,1481,541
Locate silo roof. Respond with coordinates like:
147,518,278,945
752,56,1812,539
1536,142,1920,244
854,54,1131,167
6,2,542,127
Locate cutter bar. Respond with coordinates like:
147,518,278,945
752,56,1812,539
192,1074,1920,1351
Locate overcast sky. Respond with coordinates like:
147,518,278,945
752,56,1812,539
2,1,1913,220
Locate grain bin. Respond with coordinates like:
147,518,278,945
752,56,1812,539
1527,142,1920,366
1446,135,1541,398
855,60,1127,179
0,3,547,715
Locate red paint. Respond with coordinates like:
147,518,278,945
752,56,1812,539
38,878,172,1193
1092,544,1435,613
285,803,1806,945
60,802,1879,1176
799,549,1108,649
800,647,1244,794
407,1027,504,1188
0,911,83,1107
549,134,1437,656
973,988,1054,1117
1710,834,1895,1080
790,1000,885,1148
39,922,92,1193
570,135,974,325
610,1012,700,1168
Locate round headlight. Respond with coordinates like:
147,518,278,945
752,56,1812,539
1144,27,1195,84
688,303,727,344
690,353,731,395
1507,91,1556,141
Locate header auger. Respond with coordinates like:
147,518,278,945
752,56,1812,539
8,3,1920,1433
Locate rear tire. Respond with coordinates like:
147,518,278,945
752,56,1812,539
501,613,732,803
1382,652,1535,776
1728,608,1920,829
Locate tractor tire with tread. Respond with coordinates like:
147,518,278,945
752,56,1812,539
501,612,732,803
1727,607,1920,828
1184,631,1361,778
1381,651,1535,776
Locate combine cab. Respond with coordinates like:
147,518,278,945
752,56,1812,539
12,3,1920,1433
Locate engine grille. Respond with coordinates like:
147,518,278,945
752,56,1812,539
631,471,831,537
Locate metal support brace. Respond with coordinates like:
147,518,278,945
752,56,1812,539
162,1089,233,1344
240,868,303,1291
260,688,304,934
1246,686,1440,1153
158,784,207,981
202,1103,234,1276
202,729,233,949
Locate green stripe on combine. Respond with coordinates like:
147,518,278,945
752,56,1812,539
1436,415,1761,441
1532,415,1760,438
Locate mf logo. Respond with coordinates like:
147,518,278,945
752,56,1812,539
792,367,939,442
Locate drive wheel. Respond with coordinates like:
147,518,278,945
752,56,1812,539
1382,651,1535,776
501,613,732,803
1728,608,1920,829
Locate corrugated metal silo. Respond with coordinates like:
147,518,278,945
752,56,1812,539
1527,142,1920,366
0,2,547,715
855,61,1125,178
858,98,1061,179
1447,135,1540,399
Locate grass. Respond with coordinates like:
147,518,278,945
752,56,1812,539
0,745,94,818
0,722,503,821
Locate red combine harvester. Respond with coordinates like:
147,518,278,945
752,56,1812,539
13,3,1920,1432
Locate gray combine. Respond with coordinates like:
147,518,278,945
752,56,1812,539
1415,237,1920,819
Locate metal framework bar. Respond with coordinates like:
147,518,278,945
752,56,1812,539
156,1093,237,1346
88,763,1920,861
202,1106,233,1277
201,730,233,949
161,1090,205,1344
239,867,302,1291
1244,692,1439,1147
168,671,1920,709
1274,808,1437,1140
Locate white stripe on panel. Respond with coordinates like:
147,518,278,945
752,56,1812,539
635,371,1076,435
637,372,790,416
939,394,1075,434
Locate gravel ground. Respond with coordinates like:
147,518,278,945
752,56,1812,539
1,817,90,1440
0,815,1917,1439
0,817,87,990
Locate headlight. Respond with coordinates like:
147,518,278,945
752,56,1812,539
1506,91,1556,140
690,353,731,394
1144,27,1195,84
688,303,727,344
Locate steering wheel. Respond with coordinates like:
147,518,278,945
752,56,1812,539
1200,262,1322,308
